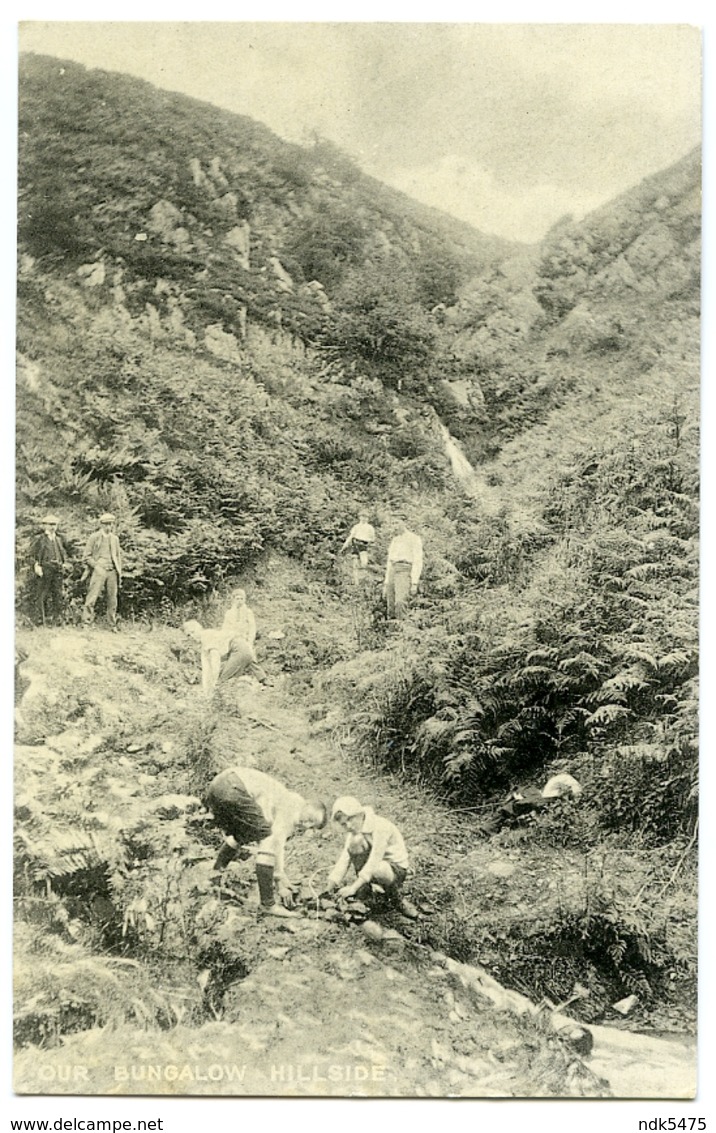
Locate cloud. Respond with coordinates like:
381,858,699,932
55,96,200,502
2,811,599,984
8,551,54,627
17,22,701,244
381,153,606,243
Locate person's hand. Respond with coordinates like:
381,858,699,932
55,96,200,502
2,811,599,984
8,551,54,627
34,564,43,577
277,880,297,909
410,583,418,596
338,883,358,899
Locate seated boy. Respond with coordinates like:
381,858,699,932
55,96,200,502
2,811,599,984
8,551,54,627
325,795,418,919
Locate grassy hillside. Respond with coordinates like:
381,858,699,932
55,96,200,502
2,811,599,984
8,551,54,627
14,53,700,1071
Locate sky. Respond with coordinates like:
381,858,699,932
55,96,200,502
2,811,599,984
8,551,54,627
16,20,702,243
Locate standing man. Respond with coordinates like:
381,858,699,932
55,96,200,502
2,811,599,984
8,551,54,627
383,516,423,619
340,511,376,583
30,514,70,625
204,766,327,918
82,512,123,629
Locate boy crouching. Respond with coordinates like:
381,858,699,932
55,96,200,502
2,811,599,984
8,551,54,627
325,796,418,919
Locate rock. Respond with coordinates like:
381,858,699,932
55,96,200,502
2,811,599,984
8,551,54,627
361,920,384,942
77,261,106,288
46,730,104,757
380,927,405,945
269,256,294,293
557,1024,594,1057
225,222,250,269
613,994,639,1016
487,859,515,878
204,323,241,362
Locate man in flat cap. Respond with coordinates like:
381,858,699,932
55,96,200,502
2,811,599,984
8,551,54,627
30,514,71,625
82,513,123,629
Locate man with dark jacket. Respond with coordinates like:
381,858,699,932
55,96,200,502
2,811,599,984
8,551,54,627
82,513,123,629
30,514,70,625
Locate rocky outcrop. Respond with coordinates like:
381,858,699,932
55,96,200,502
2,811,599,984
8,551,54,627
225,221,251,270
269,256,294,293
148,200,192,249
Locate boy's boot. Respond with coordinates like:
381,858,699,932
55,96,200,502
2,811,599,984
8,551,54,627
385,884,419,920
256,862,298,918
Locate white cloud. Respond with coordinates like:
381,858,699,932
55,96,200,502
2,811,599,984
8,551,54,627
381,154,606,243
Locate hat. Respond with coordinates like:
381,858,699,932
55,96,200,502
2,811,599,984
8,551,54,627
331,796,364,820
42,514,59,525
99,512,115,523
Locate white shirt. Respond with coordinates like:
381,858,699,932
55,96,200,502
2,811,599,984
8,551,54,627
231,767,305,881
542,773,583,799
328,806,409,887
222,603,257,647
385,531,423,588
342,521,376,551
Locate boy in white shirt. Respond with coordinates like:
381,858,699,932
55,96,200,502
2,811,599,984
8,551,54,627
325,795,418,919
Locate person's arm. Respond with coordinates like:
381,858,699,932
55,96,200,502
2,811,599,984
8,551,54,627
83,534,97,568
338,822,391,896
340,526,356,552
31,537,44,576
59,536,72,569
265,809,296,883
410,537,423,590
326,842,352,889
383,540,394,593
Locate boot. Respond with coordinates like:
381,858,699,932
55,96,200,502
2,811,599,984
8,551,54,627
396,896,419,920
258,903,299,919
385,884,419,920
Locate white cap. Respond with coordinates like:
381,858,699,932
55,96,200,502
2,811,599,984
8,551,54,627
331,796,364,820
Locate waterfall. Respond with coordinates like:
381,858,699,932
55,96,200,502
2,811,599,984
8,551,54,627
437,422,495,509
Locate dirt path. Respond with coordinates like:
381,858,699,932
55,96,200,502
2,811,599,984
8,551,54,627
13,625,696,1097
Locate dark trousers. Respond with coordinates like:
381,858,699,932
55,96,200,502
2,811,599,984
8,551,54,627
217,640,267,685
36,566,64,625
386,562,412,619
350,847,407,890
205,769,272,845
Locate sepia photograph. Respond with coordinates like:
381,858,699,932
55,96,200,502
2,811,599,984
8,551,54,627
10,17,703,1103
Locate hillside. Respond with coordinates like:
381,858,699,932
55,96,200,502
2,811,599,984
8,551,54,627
13,609,696,1098
14,54,700,1097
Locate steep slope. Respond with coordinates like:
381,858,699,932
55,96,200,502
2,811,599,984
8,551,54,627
14,52,700,1076
16,52,507,620
440,146,700,465
13,617,695,1097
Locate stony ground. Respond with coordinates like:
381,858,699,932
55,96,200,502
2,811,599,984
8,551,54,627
12,577,697,1098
